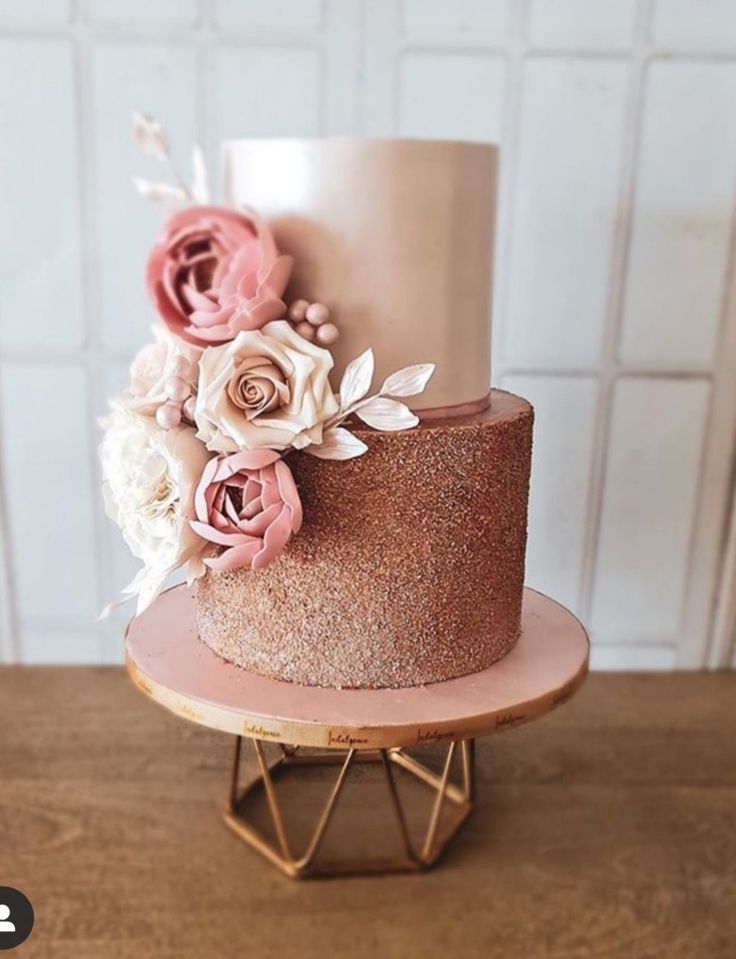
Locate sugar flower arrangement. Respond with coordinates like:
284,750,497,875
100,115,434,614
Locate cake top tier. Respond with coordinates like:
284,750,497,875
223,138,498,412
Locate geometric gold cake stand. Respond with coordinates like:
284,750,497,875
126,586,588,879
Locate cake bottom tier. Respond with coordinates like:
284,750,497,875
195,389,533,689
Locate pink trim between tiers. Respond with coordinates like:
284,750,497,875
416,392,491,421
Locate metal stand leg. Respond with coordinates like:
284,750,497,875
223,735,476,879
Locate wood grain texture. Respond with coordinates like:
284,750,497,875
1,668,735,959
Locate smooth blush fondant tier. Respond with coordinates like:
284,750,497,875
195,390,533,689
224,138,497,412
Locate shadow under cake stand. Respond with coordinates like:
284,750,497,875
125,585,589,879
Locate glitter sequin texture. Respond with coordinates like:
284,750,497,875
195,389,533,688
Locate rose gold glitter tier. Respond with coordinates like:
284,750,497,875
195,389,533,689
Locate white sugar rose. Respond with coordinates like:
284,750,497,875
100,408,210,612
194,320,338,453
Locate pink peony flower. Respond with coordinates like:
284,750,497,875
191,449,302,572
146,205,293,347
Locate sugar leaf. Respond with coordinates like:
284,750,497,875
305,427,368,461
190,144,209,204
132,112,169,161
355,396,419,431
380,363,435,398
338,348,374,411
133,177,188,203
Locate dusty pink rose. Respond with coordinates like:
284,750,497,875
191,449,302,572
146,205,293,347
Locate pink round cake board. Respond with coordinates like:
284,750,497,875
125,585,589,750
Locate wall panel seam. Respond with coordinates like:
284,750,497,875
685,159,736,667
710,481,736,667
0,390,19,662
577,0,653,629
492,0,528,373
73,6,113,661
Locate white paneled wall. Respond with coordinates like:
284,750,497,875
0,37,83,352
501,57,628,368
0,0,735,669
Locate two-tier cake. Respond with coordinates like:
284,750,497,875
101,124,533,690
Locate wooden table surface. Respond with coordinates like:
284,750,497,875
2,668,735,959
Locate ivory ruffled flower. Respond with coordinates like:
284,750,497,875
194,320,338,453
114,327,199,424
191,449,302,572
100,408,211,612
146,205,293,347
